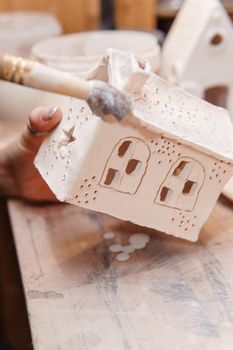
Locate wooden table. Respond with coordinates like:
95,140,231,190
8,196,233,350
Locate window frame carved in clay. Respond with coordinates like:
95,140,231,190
100,137,150,195
155,157,205,212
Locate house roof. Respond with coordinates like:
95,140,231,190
134,74,233,163
161,0,233,80
86,48,233,163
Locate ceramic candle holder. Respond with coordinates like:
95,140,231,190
161,0,233,203
161,0,233,121
35,49,233,241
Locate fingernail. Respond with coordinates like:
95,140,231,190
43,106,58,121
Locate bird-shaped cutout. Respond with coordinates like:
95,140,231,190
58,126,76,148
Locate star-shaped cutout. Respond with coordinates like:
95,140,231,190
58,126,76,148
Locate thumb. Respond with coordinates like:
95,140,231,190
20,106,62,152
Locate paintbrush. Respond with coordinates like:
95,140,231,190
0,54,133,121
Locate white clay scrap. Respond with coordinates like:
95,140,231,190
35,48,233,242
108,233,150,262
129,233,150,249
121,245,135,254
161,0,233,121
109,244,123,253
103,232,115,240
116,253,130,262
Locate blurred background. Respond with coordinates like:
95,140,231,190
0,1,233,349
0,0,232,33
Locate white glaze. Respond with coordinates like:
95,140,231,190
129,233,150,250
107,232,150,262
103,232,115,240
121,245,135,254
109,244,123,253
116,253,130,262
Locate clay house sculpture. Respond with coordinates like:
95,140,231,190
161,0,233,121
35,49,233,242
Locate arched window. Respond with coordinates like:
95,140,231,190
155,158,205,212
100,137,150,194
204,85,228,108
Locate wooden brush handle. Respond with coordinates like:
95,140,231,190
0,54,90,100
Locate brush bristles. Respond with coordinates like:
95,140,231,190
87,81,133,121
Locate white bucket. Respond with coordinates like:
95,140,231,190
0,12,62,121
31,30,161,73
0,12,62,57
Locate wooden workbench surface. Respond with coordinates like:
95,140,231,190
8,197,233,350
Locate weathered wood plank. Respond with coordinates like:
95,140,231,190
0,200,32,349
0,0,101,33
115,0,157,30
8,196,233,350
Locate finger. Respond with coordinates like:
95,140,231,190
20,106,62,152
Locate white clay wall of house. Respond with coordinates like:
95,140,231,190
35,95,232,241
35,49,233,241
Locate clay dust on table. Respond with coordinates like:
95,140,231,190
103,232,115,240
103,232,150,262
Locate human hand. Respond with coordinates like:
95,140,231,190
0,106,62,201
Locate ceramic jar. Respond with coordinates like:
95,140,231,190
31,30,161,73
0,12,62,57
